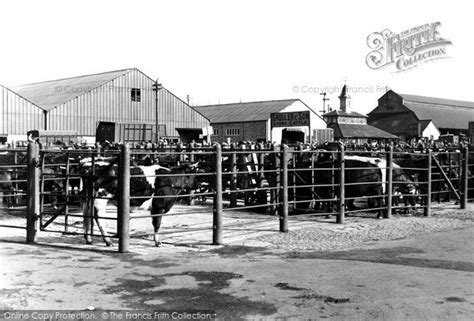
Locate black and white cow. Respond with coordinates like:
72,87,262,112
291,155,417,217
79,157,198,247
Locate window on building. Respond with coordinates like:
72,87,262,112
408,123,418,135
226,128,240,136
131,88,141,102
213,128,220,136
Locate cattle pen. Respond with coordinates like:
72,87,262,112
0,142,472,253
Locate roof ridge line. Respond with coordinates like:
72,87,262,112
196,98,299,107
13,68,135,87
0,84,47,111
399,93,474,108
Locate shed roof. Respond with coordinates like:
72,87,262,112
322,110,367,118
193,99,313,123
399,93,474,109
12,68,133,111
329,123,398,139
399,93,474,130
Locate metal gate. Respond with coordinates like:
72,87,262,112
8,142,473,253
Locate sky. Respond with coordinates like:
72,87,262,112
0,0,472,115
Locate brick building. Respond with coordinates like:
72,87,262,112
193,99,326,144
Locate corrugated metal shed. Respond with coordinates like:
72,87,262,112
399,93,474,109
13,69,131,111
401,99,474,130
9,68,209,138
193,99,301,123
0,85,44,135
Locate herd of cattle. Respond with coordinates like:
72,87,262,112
0,144,472,247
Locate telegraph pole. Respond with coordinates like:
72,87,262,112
152,79,162,143
320,92,329,114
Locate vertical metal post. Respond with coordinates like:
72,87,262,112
64,153,70,233
461,147,469,209
385,146,393,219
26,142,40,243
311,151,315,207
188,142,195,163
271,143,280,215
337,144,345,224
213,143,223,245
239,144,250,206
179,143,186,164
280,144,289,232
447,152,452,202
256,143,267,205
118,144,131,253
291,145,298,212
39,152,46,221
230,143,237,207
424,150,432,217
14,152,18,205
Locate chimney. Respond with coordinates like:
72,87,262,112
339,85,347,112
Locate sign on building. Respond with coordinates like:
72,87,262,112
270,111,310,128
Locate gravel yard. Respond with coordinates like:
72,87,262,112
0,202,472,252
257,203,474,251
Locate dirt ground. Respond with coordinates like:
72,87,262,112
0,202,473,320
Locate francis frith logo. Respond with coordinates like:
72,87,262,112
366,22,452,72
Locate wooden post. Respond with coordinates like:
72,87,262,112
280,144,289,232
230,143,237,207
213,143,223,245
461,147,469,209
424,150,432,217
118,144,131,253
384,146,393,219
337,144,345,224
26,142,40,243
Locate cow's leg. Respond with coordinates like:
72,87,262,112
94,198,113,247
151,210,164,247
83,201,93,245
5,187,13,208
2,178,14,208
51,184,60,210
187,189,195,206
376,197,384,219
346,199,356,211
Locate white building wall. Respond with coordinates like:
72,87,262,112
422,121,440,140
269,100,326,143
